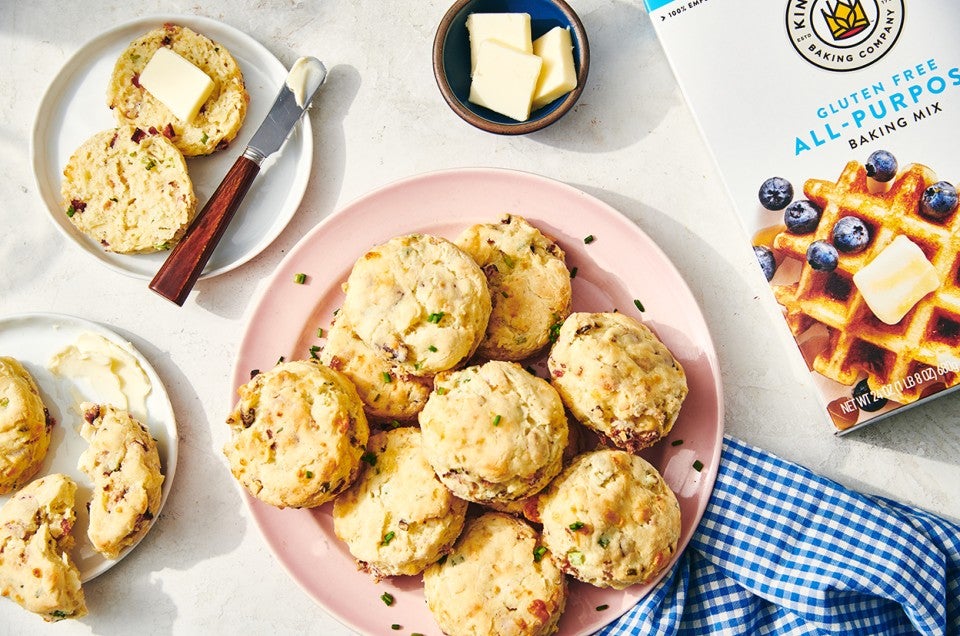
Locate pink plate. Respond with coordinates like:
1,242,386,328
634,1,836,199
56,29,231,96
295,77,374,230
231,168,724,635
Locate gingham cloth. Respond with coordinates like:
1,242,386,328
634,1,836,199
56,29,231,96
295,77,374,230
600,435,960,635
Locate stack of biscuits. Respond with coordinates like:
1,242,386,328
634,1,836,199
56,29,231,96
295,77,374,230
60,23,248,254
224,214,690,635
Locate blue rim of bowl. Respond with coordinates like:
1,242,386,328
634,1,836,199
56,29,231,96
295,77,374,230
433,0,590,135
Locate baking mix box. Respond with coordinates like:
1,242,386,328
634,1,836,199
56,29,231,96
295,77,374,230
643,0,960,433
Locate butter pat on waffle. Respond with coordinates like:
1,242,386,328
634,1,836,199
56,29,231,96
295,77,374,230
772,160,960,405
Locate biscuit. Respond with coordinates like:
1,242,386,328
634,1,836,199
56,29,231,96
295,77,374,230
418,361,568,504
223,360,369,508
0,357,53,495
538,449,680,589
0,473,87,622
319,318,433,423
107,23,248,156
60,125,197,254
423,512,566,636
456,214,572,361
339,234,492,377
332,427,468,579
77,403,165,560
547,312,688,452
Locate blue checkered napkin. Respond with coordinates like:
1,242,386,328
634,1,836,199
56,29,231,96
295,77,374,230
599,435,960,635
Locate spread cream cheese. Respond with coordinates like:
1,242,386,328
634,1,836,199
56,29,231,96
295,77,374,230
48,332,151,420
285,57,327,108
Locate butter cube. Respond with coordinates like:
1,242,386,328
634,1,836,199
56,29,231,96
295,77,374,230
466,13,533,73
532,27,577,110
138,47,215,123
468,40,543,121
852,235,940,325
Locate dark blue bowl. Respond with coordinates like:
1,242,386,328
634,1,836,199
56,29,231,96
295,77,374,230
433,0,589,134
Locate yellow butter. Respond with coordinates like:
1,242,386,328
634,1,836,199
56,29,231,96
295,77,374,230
468,40,543,122
852,235,940,325
532,27,577,110
138,47,215,123
466,12,533,73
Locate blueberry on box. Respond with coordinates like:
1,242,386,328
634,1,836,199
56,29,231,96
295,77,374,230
806,240,838,272
920,181,958,220
783,199,822,234
758,177,793,211
832,216,870,253
753,245,776,281
853,378,886,412
865,150,897,182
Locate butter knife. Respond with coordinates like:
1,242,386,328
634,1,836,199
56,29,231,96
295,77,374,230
149,56,328,306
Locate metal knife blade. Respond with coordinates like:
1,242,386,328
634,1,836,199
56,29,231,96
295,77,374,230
149,57,328,306
246,57,328,163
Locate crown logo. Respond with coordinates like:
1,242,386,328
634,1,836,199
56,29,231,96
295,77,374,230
822,0,870,40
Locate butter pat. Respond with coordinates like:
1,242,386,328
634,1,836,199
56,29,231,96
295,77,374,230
48,332,152,422
853,235,940,325
466,12,533,73
138,47,215,123
532,27,577,110
469,40,543,121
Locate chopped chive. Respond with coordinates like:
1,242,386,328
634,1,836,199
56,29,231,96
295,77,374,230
693,459,704,472
382,531,396,545
570,266,578,278
634,299,645,312
66,206,76,218
317,327,324,338
671,439,684,446
533,546,547,562
381,371,392,383
293,272,307,284
200,132,209,144
361,451,377,466
428,345,438,352
436,387,447,396
568,550,585,565
391,626,401,631
568,521,584,531
492,414,502,426
584,234,595,244
276,355,285,365
548,322,562,343
598,536,610,548
309,345,321,359
304,470,314,479
0,397,8,407
380,592,394,606
427,312,444,324
596,604,610,611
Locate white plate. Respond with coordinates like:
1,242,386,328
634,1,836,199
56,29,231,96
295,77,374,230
0,312,178,581
30,15,313,280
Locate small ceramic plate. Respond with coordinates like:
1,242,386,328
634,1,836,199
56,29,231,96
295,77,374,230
0,312,178,581
31,15,313,280
230,168,724,635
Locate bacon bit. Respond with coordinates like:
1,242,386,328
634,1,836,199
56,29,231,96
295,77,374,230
70,199,87,213
551,368,564,378
109,133,118,148
32,568,41,578
83,405,100,423
148,126,159,135
215,139,230,151
523,497,541,523
527,600,550,625
131,73,141,88
163,123,175,138
327,355,344,371
130,128,146,143
603,509,622,525
60,519,72,535
161,35,173,46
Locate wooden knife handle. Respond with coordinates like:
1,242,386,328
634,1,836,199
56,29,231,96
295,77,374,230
149,155,261,306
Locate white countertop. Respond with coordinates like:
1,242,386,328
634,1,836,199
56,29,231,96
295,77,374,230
1,1,958,634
